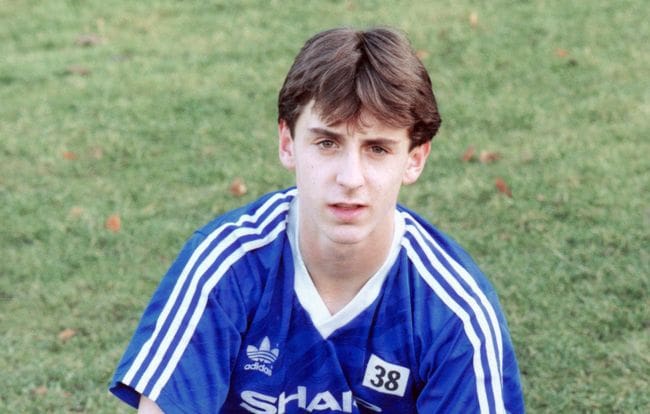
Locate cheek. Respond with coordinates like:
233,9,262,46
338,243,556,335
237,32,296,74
372,162,406,186
295,159,321,186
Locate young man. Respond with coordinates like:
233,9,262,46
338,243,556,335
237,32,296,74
110,27,525,413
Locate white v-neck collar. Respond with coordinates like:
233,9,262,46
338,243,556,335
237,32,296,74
287,199,404,339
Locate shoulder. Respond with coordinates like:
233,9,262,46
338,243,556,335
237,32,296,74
155,188,297,314
184,186,296,290
397,205,497,298
396,206,504,331
396,204,506,358
183,188,296,267
196,187,297,239
397,207,516,411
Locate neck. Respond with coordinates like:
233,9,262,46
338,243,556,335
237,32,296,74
299,223,394,314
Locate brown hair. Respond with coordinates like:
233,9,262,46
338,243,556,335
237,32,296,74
278,27,441,148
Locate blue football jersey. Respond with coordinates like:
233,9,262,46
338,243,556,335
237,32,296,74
110,188,524,413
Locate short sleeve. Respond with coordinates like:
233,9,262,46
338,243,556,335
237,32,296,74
109,231,247,412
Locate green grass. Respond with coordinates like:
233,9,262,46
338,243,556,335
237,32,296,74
1,0,648,412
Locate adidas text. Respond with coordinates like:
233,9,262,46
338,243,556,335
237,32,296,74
244,361,273,376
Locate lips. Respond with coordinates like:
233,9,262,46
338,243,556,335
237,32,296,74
327,202,367,222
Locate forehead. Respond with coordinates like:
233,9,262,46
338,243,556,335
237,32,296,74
298,101,410,139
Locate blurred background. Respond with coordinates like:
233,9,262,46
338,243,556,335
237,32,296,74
1,1,648,412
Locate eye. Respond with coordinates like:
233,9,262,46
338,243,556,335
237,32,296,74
317,139,336,149
370,145,388,154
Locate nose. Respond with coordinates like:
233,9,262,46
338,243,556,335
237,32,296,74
336,150,365,189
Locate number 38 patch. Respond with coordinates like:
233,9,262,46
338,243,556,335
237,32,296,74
362,354,410,397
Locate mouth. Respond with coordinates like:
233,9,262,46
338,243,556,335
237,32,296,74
327,203,367,222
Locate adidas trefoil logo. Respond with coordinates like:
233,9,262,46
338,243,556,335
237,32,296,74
244,337,279,376
247,337,279,363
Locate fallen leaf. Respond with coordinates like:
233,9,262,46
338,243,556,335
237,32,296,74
105,214,121,232
90,146,104,160
479,150,501,164
58,328,77,342
521,151,534,163
461,145,476,162
469,11,479,28
69,206,85,218
229,178,247,197
75,33,103,47
66,65,91,76
33,385,48,396
63,151,78,160
495,177,513,197
555,48,569,58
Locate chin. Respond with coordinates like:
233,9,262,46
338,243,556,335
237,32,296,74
325,226,370,246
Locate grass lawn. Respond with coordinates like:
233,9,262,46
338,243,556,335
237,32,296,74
1,0,648,412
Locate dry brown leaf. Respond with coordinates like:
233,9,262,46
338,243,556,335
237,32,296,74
229,178,247,197
33,385,48,396
555,48,569,58
69,206,85,219
495,177,513,197
58,328,77,342
75,33,103,47
461,145,476,162
66,65,91,76
479,150,501,164
469,11,479,28
521,151,534,163
63,151,78,160
90,146,104,160
105,214,121,232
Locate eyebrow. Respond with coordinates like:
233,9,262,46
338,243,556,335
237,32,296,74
308,127,343,139
307,127,400,146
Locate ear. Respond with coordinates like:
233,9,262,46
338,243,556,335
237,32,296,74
278,119,296,170
402,141,431,185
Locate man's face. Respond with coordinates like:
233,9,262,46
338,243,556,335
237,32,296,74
279,101,430,249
